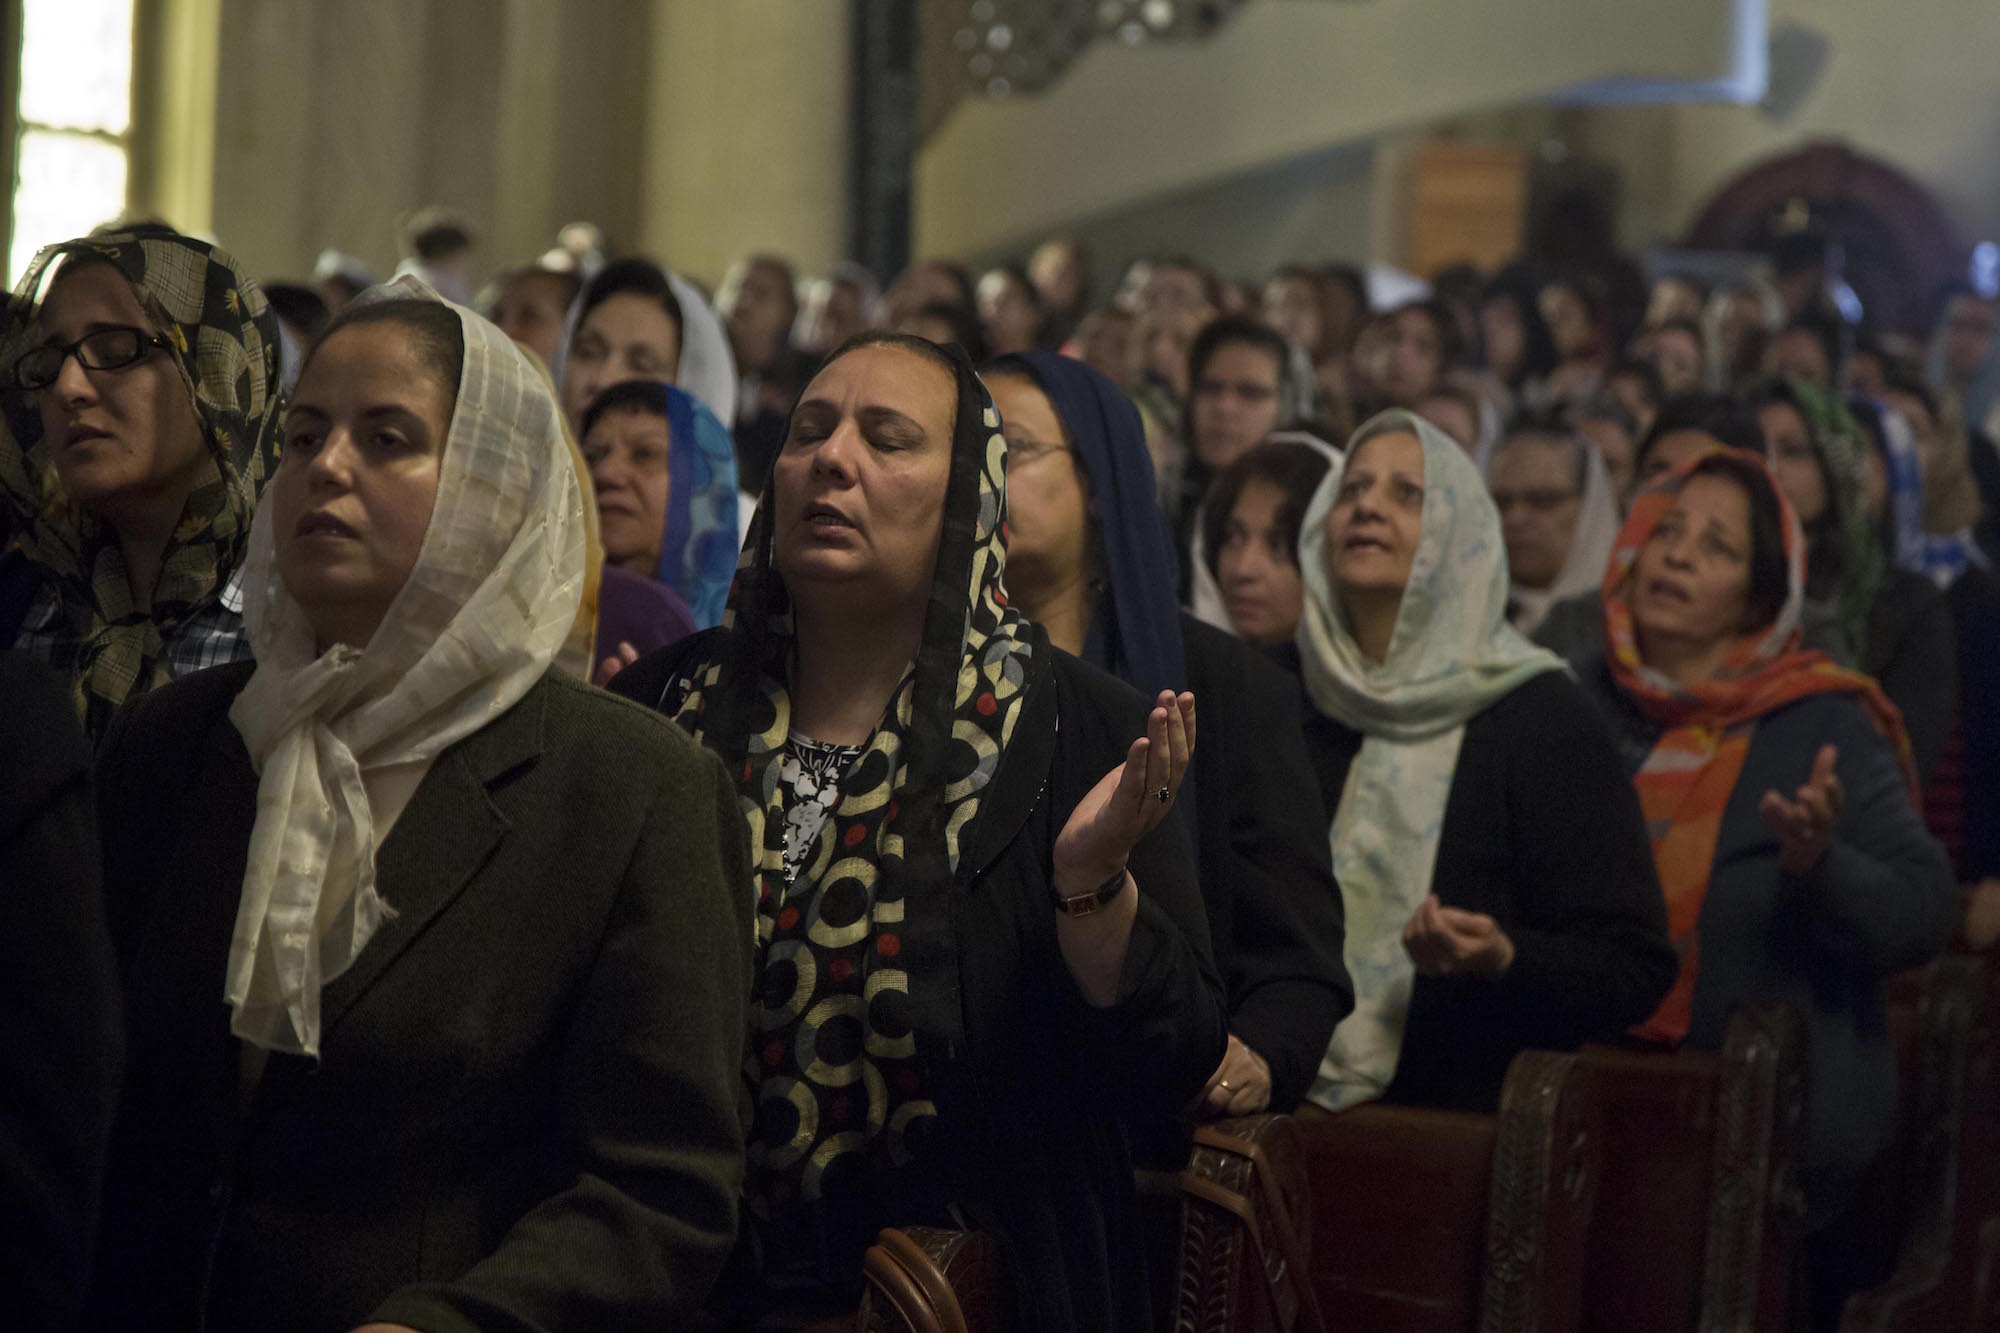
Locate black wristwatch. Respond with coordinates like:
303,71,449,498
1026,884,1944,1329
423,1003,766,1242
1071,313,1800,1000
1053,867,1128,917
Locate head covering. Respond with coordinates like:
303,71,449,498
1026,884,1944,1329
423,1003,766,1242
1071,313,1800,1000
666,336,1037,1272
997,350,1184,701
0,227,284,736
1297,409,1564,1110
1920,398,1988,536
1783,380,1885,658
1602,448,1914,1046
1929,297,2000,443
657,384,742,626
1498,431,1624,637
1859,397,1989,588
223,277,587,1055
1186,428,1342,631
549,264,741,430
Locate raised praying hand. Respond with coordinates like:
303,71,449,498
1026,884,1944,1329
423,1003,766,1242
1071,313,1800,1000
1760,744,1844,877
1052,690,1196,894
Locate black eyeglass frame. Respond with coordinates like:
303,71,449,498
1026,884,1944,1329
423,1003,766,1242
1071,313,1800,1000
11,326,173,392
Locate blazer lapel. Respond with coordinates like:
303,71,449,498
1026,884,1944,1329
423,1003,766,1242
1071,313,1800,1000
315,680,547,1039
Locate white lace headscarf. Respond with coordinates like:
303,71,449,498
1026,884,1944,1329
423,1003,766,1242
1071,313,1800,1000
224,277,587,1055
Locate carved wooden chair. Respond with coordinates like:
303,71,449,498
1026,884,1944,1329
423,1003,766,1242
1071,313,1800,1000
1841,955,1999,1332
1578,1001,1807,1333
1174,1049,1600,1333
758,1226,1007,1333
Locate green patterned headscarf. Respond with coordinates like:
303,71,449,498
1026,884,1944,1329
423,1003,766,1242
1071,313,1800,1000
1786,379,1884,663
0,226,283,734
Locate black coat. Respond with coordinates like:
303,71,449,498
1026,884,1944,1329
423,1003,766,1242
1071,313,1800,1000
612,631,1228,1333
1862,568,1958,784
1300,670,1676,1111
89,663,755,1332
1177,615,1350,1110
0,652,121,1332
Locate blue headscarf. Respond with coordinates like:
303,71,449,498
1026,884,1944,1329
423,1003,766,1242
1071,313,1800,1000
658,385,742,627
997,351,1187,702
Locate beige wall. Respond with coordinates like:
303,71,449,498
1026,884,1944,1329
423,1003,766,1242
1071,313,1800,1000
1574,0,2000,250
205,0,653,286
637,0,852,290
915,0,1755,260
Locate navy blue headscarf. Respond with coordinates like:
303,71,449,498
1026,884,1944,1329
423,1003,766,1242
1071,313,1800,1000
995,351,1188,702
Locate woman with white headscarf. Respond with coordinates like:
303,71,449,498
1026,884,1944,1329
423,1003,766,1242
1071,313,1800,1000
1293,409,1672,1114
1486,417,1622,636
90,280,754,1331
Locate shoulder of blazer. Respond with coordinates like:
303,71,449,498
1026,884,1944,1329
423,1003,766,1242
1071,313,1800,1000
99,658,257,771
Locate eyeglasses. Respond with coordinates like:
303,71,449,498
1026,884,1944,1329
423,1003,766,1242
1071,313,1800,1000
12,326,172,391
1006,436,1072,467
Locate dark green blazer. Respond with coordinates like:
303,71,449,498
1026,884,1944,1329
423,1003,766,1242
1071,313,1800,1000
88,662,755,1333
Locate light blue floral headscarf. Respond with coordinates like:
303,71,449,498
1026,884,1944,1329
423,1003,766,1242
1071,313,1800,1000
659,385,741,627
1297,409,1563,1111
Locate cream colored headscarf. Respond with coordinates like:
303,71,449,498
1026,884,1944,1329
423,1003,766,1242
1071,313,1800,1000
1498,432,1622,637
224,278,587,1055
1298,410,1563,1111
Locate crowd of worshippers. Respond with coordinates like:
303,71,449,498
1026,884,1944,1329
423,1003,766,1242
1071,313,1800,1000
1,204,1995,1333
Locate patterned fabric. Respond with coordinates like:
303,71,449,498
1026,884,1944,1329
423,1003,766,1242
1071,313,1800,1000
224,278,587,1055
1869,399,1991,588
658,384,741,627
12,563,252,679
1788,381,1885,660
1602,448,1916,1046
1296,410,1564,1112
0,226,283,738
776,734,865,884
666,338,1037,1283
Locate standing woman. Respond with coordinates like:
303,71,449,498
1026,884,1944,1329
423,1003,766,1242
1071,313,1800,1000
1,227,283,737
611,332,1225,1330
1297,411,1673,1113
90,283,754,1330
1563,448,1952,1324
986,350,1351,1122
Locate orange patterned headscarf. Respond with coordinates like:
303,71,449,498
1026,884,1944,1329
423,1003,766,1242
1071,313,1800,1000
1605,448,1916,1044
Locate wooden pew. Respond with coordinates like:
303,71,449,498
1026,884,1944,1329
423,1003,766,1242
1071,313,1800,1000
1841,955,1999,1332
1175,1049,1600,1333
759,1227,1007,1333
1578,1002,1807,1333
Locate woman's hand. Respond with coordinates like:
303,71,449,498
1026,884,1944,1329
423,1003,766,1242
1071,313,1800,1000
1759,744,1843,877
1402,895,1515,978
1052,691,1196,893
1197,1033,1273,1119
595,640,640,685
1962,878,2000,951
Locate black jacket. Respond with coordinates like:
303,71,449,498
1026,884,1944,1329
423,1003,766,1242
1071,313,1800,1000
89,663,755,1332
612,630,1228,1333
0,653,121,1332
1862,567,1958,784
1300,670,1676,1111
1177,615,1350,1110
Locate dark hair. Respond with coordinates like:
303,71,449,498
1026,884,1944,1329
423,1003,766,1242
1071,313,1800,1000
1745,378,1847,599
579,378,673,440
260,282,330,340
1565,391,1638,443
1879,361,1939,424
1683,450,1792,633
403,206,475,261
1389,298,1463,369
1184,315,1294,449
1775,312,1844,380
737,254,800,317
1481,270,1558,385
1150,254,1225,309
1648,315,1704,350
1201,440,1335,578
1652,272,1710,304
1607,357,1664,413
1318,263,1368,312
1636,392,1764,470
814,330,964,438
1496,410,1588,493
981,263,1039,306
505,265,582,309
907,300,988,364
308,298,466,398
575,257,685,349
